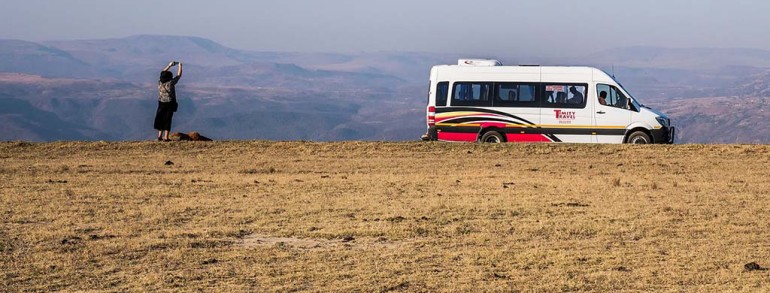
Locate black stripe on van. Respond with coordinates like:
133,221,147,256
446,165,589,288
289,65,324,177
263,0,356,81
435,107,537,125
440,117,527,125
437,125,480,134
522,128,626,136
544,134,562,142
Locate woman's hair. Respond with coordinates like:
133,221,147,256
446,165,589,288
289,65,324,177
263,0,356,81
159,71,173,83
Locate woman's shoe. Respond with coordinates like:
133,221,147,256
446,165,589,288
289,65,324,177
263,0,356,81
157,137,163,141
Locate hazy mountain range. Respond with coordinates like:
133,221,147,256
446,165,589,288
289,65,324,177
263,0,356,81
2,35,770,143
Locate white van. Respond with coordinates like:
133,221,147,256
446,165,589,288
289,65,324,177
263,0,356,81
422,59,675,144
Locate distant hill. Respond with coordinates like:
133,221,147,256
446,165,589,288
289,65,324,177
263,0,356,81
0,40,98,78
42,35,255,82
2,36,770,143
656,96,770,143
736,70,770,97
34,35,456,85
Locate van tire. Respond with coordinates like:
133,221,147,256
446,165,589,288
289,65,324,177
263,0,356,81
480,131,505,143
627,131,651,144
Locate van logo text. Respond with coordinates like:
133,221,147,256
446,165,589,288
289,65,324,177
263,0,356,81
554,110,576,120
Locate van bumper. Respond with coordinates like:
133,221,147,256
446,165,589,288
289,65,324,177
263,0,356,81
651,127,675,144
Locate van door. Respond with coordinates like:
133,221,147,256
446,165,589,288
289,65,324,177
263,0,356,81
594,84,631,143
539,83,592,143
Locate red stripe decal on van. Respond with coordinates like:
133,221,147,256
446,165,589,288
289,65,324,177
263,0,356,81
506,134,553,143
437,132,478,142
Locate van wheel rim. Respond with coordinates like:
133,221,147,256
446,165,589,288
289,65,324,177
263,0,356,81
631,137,648,144
485,136,501,143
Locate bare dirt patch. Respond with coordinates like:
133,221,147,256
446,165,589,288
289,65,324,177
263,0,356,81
240,235,404,250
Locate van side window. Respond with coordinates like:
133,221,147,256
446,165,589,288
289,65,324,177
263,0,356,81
494,83,538,107
436,82,449,107
541,84,587,109
452,82,492,107
597,84,629,109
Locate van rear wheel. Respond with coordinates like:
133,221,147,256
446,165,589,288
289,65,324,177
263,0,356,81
480,131,505,143
627,131,651,144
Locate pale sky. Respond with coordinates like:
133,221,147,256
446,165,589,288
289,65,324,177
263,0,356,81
1,0,769,56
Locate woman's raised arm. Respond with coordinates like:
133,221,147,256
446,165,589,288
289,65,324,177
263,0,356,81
163,61,176,72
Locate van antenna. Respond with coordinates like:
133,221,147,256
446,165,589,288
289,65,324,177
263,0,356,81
611,64,616,79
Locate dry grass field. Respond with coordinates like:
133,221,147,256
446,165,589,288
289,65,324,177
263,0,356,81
2,141,770,292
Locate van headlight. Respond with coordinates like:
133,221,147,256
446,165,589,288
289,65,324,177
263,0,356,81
655,117,670,128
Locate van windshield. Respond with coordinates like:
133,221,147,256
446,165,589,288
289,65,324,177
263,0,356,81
614,80,643,111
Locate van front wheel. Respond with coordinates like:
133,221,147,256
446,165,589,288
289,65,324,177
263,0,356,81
480,131,505,143
627,131,651,144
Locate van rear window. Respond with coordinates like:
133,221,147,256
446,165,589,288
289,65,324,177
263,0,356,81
436,82,448,107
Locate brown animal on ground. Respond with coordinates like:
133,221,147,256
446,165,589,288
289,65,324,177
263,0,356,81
169,131,212,141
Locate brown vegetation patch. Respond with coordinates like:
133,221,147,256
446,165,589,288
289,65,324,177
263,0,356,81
3,141,770,291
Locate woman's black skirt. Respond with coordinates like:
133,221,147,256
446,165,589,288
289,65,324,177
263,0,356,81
154,101,176,131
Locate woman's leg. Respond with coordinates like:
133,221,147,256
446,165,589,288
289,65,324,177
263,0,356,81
154,102,166,138
164,112,174,141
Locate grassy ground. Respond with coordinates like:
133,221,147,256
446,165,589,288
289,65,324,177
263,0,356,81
2,141,770,292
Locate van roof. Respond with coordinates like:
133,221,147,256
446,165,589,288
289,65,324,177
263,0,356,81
432,64,615,83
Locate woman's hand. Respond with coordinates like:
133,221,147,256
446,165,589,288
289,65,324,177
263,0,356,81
163,61,177,72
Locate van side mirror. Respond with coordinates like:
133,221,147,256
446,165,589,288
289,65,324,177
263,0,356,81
627,99,638,111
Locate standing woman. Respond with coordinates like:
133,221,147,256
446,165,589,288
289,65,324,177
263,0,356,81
154,61,183,141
